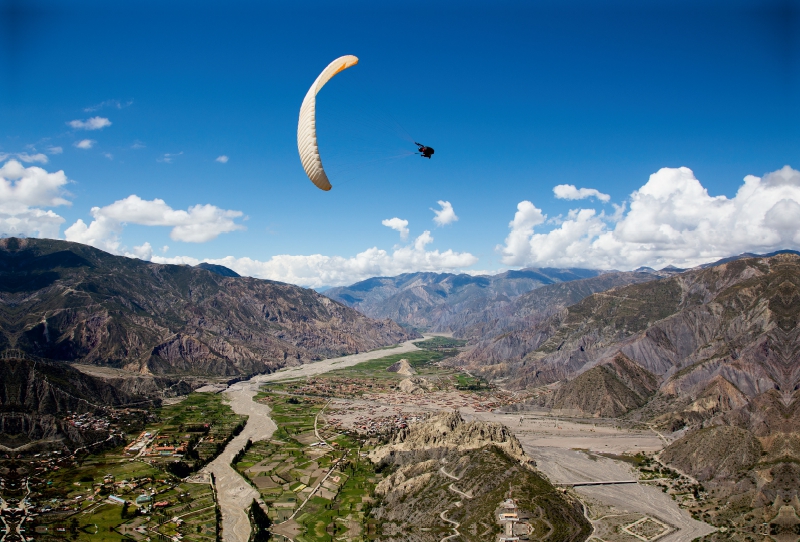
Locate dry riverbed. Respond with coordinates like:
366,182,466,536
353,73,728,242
204,337,425,542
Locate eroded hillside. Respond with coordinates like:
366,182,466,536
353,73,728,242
0,238,415,376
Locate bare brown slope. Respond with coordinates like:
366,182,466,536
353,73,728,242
552,353,659,417
0,238,415,376
457,254,799,407
661,425,762,481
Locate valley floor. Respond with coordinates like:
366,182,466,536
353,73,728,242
206,337,426,542
209,335,716,542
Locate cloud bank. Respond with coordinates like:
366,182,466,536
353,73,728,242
0,160,71,238
499,166,800,270
152,230,478,288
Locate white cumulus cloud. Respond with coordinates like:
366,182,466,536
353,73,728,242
46,146,63,155
498,165,800,270
129,242,153,261
382,217,410,239
74,139,95,149
432,200,458,226
64,195,245,254
68,117,112,130
0,160,71,238
553,184,611,202
151,231,478,288
216,155,229,163
0,152,48,164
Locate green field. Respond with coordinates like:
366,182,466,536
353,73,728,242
153,392,248,468
326,349,446,379
412,336,467,349
27,391,240,540
454,372,488,390
236,393,382,540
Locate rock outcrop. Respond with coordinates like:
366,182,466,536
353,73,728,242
369,412,590,542
397,377,435,394
370,411,528,465
386,358,416,376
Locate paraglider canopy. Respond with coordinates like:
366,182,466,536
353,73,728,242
416,142,434,159
297,55,359,191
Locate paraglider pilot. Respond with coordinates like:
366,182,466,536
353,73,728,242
415,142,434,159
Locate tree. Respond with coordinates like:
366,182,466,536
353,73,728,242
250,499,271,542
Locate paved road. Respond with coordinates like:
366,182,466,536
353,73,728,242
204,337,425,542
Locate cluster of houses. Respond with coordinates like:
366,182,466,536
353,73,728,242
328,412,425,435
124,431,190,458
287,377,395,398
64,412,114,432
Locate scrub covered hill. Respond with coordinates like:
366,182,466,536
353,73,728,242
0,237,415,376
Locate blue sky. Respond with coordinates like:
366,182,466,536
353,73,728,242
2,0,799,286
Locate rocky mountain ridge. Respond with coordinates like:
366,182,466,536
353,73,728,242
325,267,605,332
0,238,415,377
454,253,799,403
0,350,154,452
447,253,800,529
451,271,658,361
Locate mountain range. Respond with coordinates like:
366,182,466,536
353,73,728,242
0,237,414,377
323,267,632,332
443,252,800,520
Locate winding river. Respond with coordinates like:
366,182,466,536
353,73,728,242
202,338,425,542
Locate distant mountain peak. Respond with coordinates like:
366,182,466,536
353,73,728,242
195,262,240,277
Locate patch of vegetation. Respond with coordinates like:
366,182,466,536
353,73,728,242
413,336,467,350
22,391,238,541
454,372,488,390
235,392,381,540
327,349,447,378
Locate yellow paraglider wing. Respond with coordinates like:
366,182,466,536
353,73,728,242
297,55,359,191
